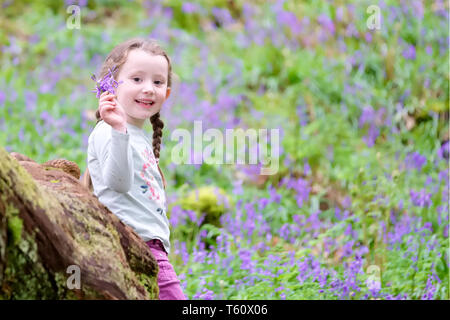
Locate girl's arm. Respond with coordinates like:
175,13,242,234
90,91,133,193
90,122,134,193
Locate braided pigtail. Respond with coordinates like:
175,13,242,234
150,112,167,189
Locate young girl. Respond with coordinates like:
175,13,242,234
81,38,186,300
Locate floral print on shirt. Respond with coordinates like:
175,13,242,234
139,146,163,206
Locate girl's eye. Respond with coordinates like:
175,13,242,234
133,77,141,82
155,81,162,85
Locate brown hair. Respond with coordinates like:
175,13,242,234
82,37,172,192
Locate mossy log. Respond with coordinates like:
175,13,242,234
0,147,159,299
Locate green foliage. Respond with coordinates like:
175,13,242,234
179,186,230,227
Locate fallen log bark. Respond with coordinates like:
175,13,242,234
0,147,159,299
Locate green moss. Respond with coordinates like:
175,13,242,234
5,204,22,247
3,232,58,299
137,272,159,300
0,148,48,211
1,191,56,299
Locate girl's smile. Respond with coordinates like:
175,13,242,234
135,99,155,108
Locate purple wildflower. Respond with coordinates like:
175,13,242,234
335,207,342,220
24,90,37,112
180,241,189,265
423,222,433,232
363,124,379,147
65,0,87,7
0,90,5,106
410,189,432,208
405,152,427,171
239,248,253,271
297,104,308,126
258,197,269,211
303,160,311,175
342,196,352,209
359,106,386,128
422,275,436,300
317,14,335,35
276,10,302,36
186,209,197,222
410,0,424,20
181,2,199,14
197,213,206,227
279,223,291,241
91,66,123,98
268,184,281,204
437,141,449,160
18,128,24,142
359,106,375,127
283,177,311,208
402,44,416,60
39,82,54,94
345,23,359,38
193,287,214,300
211,7,234,27
366,278,381,296
336,6,344,21
53,47,71,65
169,205,183,227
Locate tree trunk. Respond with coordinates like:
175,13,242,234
0,147,159,299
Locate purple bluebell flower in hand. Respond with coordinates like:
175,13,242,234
91,66,123,98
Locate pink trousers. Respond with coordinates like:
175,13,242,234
146,239,186,300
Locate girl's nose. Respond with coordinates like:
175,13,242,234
142,82,155,94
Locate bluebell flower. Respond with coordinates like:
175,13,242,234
91,66,123,98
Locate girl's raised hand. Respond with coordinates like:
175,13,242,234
99,91,127,133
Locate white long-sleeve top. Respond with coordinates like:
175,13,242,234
87,120,170,253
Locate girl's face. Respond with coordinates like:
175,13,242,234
114,49,171,128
